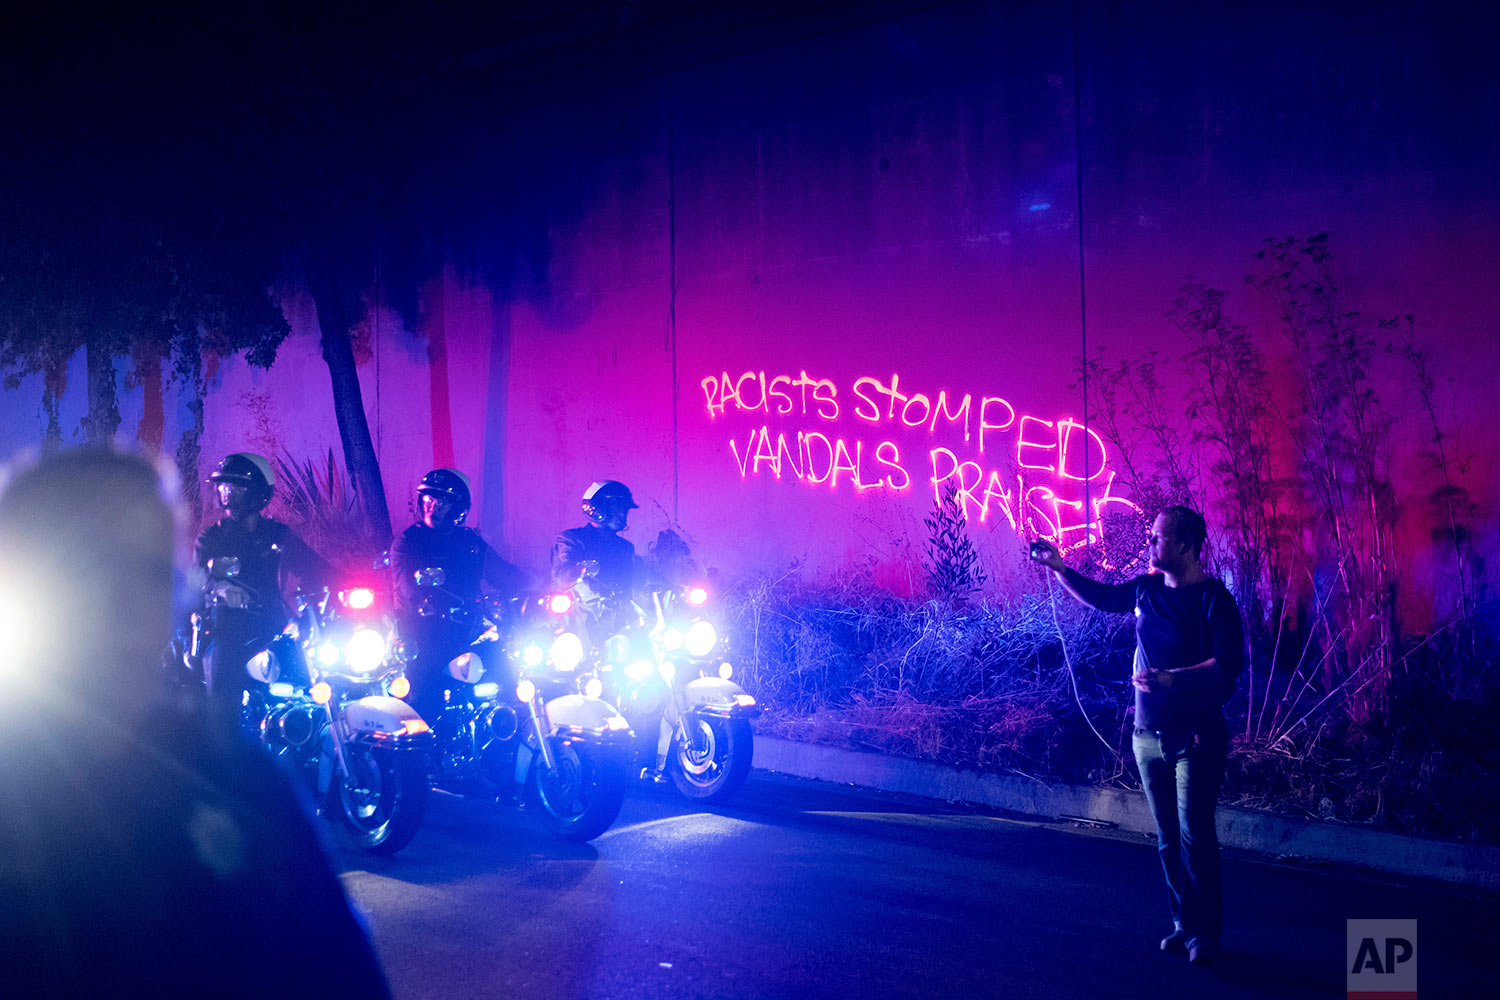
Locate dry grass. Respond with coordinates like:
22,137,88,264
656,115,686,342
724,566,1140,787
726,569,1500,842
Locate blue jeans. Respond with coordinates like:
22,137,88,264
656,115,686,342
1132,719,1226,948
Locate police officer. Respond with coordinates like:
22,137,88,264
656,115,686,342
391,469,526,719
194,453,333,738
551,480,642,596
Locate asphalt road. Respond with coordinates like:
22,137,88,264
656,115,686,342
335,773,1491,999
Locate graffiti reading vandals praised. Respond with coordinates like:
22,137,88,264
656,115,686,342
701,369,1140,549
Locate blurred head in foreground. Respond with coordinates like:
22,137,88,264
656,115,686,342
0,449,177,722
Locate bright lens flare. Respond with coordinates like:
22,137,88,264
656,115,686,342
0,585,48,673
0,603,26,657
345,628,388,672
719,662,734,680
685,621,718,658
345,587,375,610
687,586,709,606
662,628,684,651
547,593,573,615
584,677,604,699
550,631,584,671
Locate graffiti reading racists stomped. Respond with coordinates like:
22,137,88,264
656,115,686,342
702,369,1141,550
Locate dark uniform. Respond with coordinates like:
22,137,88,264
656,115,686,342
551,481,646,637
195,516,332,735
392,519,526,719
551,523,640,597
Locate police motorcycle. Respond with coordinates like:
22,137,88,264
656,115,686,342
404,567,634,842
240,567,432,855
575,581,759,803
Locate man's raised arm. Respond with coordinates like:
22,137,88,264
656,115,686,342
1028,539,1137,614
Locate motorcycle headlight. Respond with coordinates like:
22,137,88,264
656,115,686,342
662,627,684,651
520,642,546,668
316,641,341,667
685,621,718,658
625,659,655,683
550,631,584,671
345,628,388,673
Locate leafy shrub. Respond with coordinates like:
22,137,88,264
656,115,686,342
923,485,988,607
269,449,378,573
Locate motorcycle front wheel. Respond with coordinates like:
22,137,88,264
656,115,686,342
529,739,628,842
670,715,753,803
326,745,430,855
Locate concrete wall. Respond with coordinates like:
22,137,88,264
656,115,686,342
4,0,1496,608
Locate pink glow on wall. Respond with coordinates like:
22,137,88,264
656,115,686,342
701,367,1139,559
423,280,457,470
1,0,1495,622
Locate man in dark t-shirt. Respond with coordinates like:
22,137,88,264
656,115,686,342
1033,505,1243,965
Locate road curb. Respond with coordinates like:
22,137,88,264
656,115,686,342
752,735,1500,892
